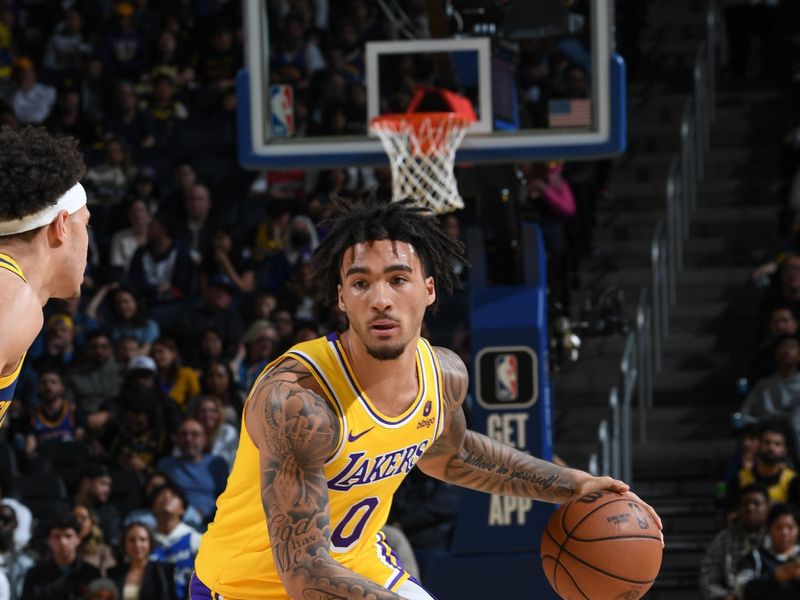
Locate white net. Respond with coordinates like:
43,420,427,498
370,113,471,215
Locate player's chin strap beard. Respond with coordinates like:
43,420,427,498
0,182,87,236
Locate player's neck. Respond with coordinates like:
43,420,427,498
0,240,58,306
340,330,419,405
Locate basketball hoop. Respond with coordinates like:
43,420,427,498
370,105,475,215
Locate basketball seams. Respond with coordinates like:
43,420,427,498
554,559,592,600
569,534,662,543
542,525,563,593
557,544,657,585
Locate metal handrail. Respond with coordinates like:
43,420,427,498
590,0,719,479
609,387,621,478
636,289,654,443
619,332,636,484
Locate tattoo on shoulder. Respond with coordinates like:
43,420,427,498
434,346,468,411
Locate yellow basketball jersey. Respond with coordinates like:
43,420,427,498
195,333,445,599
0,254,27,426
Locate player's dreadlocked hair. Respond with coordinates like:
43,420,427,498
0,126,86,222
309,197,468,312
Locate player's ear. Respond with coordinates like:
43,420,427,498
425,276,435,307
337,284,345,312
47,210,70,246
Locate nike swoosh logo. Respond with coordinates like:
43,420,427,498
347,427,374,443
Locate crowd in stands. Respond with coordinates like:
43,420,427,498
0,0,628,598
701,2,800,598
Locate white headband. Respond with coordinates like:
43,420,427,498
0,182,87,236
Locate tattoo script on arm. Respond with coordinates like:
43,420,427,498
417,348,578,503
248,358,406,600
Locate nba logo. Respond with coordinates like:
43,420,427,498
423,401,432,417
270,84,294,137
494,354,518,402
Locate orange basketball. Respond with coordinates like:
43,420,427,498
540,491,663,600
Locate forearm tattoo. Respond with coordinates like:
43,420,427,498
255,359,405,599
422,348,577,503
445,431,577,502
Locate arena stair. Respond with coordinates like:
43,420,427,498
551,0,790,597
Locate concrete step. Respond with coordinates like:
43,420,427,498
555,406,732,443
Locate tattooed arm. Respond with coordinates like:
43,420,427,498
245,357,407,600
417,348,658,514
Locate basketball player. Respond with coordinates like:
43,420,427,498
0,127,90,425
193,199,663,599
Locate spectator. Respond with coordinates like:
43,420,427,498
740,335,800,429
156,419,227,524
145,73,187,149
187,396,238,470
150,483,201,600
85,285,160,353
72,505,116,577
199,360,243,424
725,421,800,518
0,499,32,558
160,161,197,222
34,313,76,369
0,503,34,600
271,307,295,351
66,331,122,433
115,336,143,367
103,82,155,158
699,483,769,600
128,213,196,310
760,254,800,329
122,472,201,531
98,2,149,80
45,87,101,148
199,230,255,297
10,57,57,125
24,368,82,460
109,199,151,276
84,137,135,208
107,522,176,600
724,423,761,490
270,14,326,88
736,504,800,599
84,578,118,600
151,337,200,410
751,305,800,384
21,512,100,600
42,9,90,76
174,276,243,359
108,389,167,477
122,356,181,435
196,25,240,90
73,466,121,549
231,320,279,391
193,328,224,370
174,184,214,263
145,30,195,90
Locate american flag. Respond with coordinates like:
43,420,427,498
548,98,592,128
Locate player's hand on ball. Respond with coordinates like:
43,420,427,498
577,475,664,546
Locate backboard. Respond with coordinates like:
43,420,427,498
238,0,625,169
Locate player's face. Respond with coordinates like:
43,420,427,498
54,205,90,298
338,240,435,361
